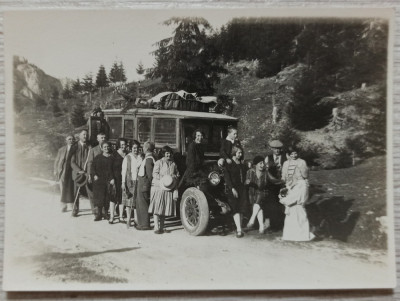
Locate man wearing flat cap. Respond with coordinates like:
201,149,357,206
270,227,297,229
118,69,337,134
265,140,285,179
264,139,286,231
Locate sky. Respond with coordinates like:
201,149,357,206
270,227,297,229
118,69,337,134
4,9,250,82
5,8,391,83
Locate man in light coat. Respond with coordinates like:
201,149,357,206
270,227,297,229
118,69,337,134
54,134,75,212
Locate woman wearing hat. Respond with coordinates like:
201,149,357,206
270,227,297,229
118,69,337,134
279,146,315,241
91,141,115,222
224,145,248,238
245,156,281,234
148,145,179,234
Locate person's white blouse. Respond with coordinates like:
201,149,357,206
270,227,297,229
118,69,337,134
121,153,142,183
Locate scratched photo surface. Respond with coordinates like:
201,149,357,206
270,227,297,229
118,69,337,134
2,8,396,291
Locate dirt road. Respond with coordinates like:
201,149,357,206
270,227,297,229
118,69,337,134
3,180,395,291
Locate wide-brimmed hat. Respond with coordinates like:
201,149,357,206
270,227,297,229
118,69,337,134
75,172,88,187
160,175,176,191
269,140,283,148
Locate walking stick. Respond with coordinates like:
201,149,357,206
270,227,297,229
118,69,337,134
71,185,81,216
71,146,90,217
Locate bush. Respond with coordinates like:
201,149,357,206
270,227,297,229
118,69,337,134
70,102,86,128
269,121,301,149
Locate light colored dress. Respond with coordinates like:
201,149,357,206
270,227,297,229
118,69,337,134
148,157,179,216
121,153,142,207
280,158,315,241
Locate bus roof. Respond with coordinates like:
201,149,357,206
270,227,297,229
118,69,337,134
103,108,238,121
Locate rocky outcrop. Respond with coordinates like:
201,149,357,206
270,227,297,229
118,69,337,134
14,56,63,104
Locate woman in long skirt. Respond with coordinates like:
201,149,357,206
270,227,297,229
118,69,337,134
110,138,127,224
121,140,142,228
224,145,248,238
148,146,179,234
279,146,315,241
91,141,115,221
135,141,155,230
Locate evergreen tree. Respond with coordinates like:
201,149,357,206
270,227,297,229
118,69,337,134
62,83,73,99
136,61,145,75
151,17,225,95
95,65,109,88
72,78,82,94
82,74,94,93
49,99,63,117
70,101,86,127
51,87,60,100
118,62,127,82
109,62,120,83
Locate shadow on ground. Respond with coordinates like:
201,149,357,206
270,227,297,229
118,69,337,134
307,184,360,242
30,247,139,283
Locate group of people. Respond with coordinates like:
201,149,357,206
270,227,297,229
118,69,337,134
54,125,315,241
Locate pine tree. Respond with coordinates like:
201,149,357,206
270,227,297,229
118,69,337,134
82,74,94,93
49,99,63,117
62,83,73,99
118,62,127,82
109,62,120,83
95,65,109,88
136,61,145,75
151,17,225,95
70,101,86,127
72,78,82,94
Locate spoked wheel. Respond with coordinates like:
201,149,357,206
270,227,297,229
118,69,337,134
180,187,209,236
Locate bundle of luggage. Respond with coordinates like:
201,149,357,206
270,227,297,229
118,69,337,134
148,90,218,113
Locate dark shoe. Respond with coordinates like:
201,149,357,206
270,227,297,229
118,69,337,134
236,231,244,238
61,207,67,213
94,216,101,221
108,219,114,224
154,229,163,234
136,225,151,231
72,211,79,217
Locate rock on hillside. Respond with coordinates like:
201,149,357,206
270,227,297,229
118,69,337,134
216,61,307,157
215,60,386,168
14,56,63,107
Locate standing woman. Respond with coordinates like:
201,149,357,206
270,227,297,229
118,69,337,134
136,141,155,230
279,146,315,241
148,146,179,234
122,140,142,228
91,141,115,222
224,145,248,238
110,138,127,224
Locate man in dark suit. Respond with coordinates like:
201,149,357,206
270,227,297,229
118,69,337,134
70,129,91,217
264,140,286,231
86,132,107,217
54,134,75,212
218,125,242,167
265,140,286,179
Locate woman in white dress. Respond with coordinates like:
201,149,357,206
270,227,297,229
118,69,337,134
279,146,315,241
121,140,143,228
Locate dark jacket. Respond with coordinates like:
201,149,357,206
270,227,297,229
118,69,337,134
266,154,286,180
219,139,241,160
